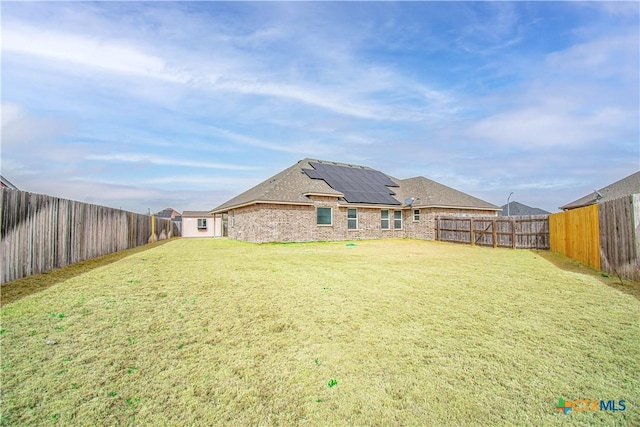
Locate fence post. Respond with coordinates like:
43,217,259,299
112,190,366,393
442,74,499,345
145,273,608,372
435,216,439,241
511,218,516,249
492,219,497,248
634,194,640,281
470,218,474,246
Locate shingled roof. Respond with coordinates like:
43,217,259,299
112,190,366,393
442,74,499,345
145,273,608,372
211,158,499,213
394,176,499,210
560,171,640,210
500,201,550,216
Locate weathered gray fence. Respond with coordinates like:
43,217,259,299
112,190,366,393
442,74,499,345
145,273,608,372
1,188,180,284
599,194,639,282
435,215,549,249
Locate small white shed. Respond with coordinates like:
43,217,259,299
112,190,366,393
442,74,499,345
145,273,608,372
181,211,221,238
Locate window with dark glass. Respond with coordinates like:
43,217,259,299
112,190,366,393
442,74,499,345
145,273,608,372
317,207,332,225
381,210,389,230
347,208,357,230
394,211,403,229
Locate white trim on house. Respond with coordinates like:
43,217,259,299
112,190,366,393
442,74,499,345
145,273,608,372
304,192,344,198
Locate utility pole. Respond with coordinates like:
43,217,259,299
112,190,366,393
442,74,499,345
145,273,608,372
507,192,514,216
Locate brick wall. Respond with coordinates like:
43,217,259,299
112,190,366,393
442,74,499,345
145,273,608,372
228,199,496,243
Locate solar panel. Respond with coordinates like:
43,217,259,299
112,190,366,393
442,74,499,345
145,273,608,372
302,162,400,205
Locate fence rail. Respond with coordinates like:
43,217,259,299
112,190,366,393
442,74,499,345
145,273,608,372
1,188,180,284
435,215,549,249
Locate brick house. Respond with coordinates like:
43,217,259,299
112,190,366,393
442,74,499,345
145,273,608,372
211,158,500,243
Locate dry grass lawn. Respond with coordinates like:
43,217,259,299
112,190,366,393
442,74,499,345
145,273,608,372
1,238,638,426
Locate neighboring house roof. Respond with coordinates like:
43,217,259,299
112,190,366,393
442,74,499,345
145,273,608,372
0,175,18,190
500,201,550,216
182,211,215,218
155,208,181,219
560,171,640,210
212,158,500,213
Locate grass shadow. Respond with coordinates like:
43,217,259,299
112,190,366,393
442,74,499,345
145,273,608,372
1,238,176,307
535,250,640,301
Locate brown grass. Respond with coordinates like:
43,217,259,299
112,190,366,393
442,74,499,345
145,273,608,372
1,238,638,426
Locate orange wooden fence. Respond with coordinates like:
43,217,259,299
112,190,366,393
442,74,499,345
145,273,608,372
549,204,600,270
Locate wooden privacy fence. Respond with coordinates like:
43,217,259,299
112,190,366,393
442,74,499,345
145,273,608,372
1,188,180,284
435,215,549,249
549,204,600,269
599,195,639,281
549,195,639,282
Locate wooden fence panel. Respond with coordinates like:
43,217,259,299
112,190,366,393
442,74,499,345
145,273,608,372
549,204,600,270
599,195,639,281
1,188,180,284
435,215,549,249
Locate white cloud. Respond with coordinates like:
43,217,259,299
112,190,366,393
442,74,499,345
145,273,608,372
2,17,454,123
0,103,70,148
86,153,261,171
467,106,631,149
2,23,187,83
546,33,639,80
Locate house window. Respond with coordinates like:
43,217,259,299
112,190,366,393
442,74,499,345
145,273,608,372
197,218,207,229
413,209,420,222
317,207,333,226
347,208,357,230
394,211,403,229
381,209,389,230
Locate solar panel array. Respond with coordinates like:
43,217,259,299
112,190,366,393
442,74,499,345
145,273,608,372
303,162,401,205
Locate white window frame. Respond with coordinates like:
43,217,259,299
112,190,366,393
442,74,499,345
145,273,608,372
394,210,403,230
197,218,207,229
347,208,358,230
381,209,390,230
316,207,333,226
413,209,420,222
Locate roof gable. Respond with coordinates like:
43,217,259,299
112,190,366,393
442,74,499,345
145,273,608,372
212,159,342,211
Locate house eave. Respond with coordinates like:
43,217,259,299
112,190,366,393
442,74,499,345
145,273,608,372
303,192,344,198
337,202,402,209
210,199,314,214
413,204,501,211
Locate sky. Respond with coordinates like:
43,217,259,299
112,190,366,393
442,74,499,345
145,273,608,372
1,1,638,214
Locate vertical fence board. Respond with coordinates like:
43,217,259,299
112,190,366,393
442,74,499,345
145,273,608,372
1,188,181,284
436,215,549,249
550,204,600,270
599,195,639,281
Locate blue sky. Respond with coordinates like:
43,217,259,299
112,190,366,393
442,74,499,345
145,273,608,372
2,1,638,213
